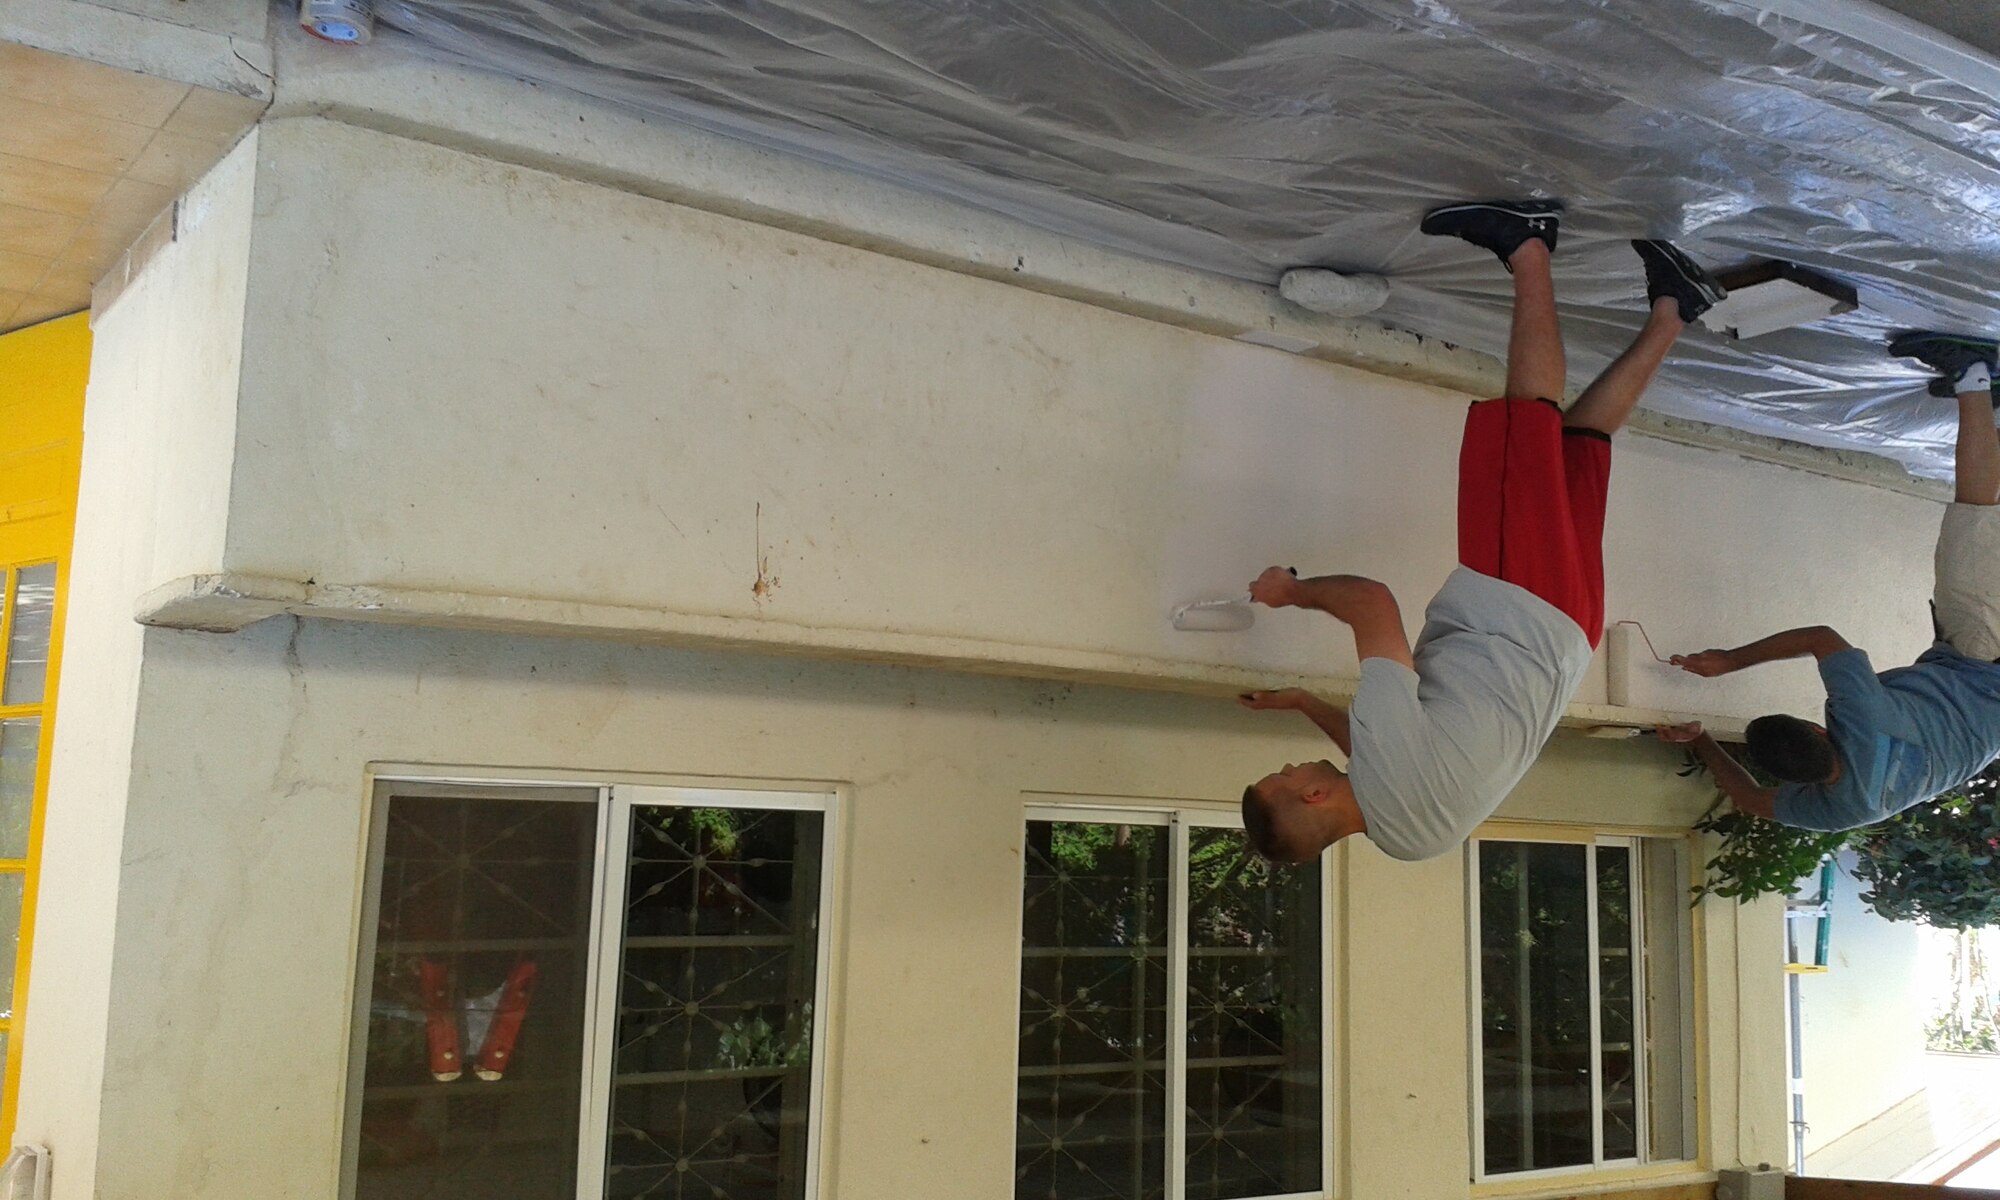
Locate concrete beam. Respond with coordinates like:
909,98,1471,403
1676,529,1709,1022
268,28,1946,500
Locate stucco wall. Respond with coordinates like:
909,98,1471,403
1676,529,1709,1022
49,615,1768,1200
186,117,1941,727
12,132,253,1197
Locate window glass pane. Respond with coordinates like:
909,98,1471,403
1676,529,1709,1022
1183,827,1321,1200
353,792,597,1200
1479,841,1593,1175
1641,840,1696,1163
0,717,38,860
3,565,56,706
604,804,825,1200
1018,820,1170,1200
0,870,21,1019
1596,846,1637,1162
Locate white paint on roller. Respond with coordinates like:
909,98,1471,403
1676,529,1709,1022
1607,620,1633,708
1170,595,1255,632
1278,268,1392,318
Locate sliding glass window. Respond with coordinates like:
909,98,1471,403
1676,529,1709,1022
344,781,835,1200
1016,806,1330,1200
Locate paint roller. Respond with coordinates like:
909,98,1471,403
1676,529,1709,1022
1170,568,1294,632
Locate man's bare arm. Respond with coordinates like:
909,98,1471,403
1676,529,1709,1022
1671,625,1853,678
1657,722,1778,820
1240,689,1352,756
1250,567,1415,669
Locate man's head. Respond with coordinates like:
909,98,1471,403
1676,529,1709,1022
1242,760,1354,864
1744,714,1839,784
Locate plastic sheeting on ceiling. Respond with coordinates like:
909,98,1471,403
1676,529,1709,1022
373,0,2000,479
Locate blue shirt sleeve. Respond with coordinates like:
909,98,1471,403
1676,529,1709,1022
1771,782,1856,831
1788,646,1920,829
1817,647,1883,715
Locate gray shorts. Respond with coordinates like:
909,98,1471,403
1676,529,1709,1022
1935,503,2000,660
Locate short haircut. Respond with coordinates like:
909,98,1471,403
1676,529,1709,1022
1745,714,1837,783
1242,783,1284,861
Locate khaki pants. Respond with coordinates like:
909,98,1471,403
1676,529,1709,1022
1935,503,2000,660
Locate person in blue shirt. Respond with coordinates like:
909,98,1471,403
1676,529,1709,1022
1660,333,2000,829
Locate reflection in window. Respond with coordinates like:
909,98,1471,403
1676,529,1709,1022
1017,816,1323,1200
604,804,825,1200
0,718,38,861
353,791,597,1200
3,564,55,707
1474,837,1694,1179
346,785,834,1200
1184,827,1322,1200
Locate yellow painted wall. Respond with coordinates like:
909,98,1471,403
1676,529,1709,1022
0,311,89,1141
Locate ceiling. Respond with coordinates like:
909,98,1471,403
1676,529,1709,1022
372,0,2000,478
0,43,262,335
1872,0,2000,60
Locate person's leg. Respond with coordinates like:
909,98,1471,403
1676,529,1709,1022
1505,239,1564,402
1954,388,2000,506
1419,198,1566,400
1565,240,1726,435
1899,333,2000,659
1561,297,1685,435
1889,334,2000,505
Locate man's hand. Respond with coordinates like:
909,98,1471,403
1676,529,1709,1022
1239,686,1351,755
1239,688,1310,712
1671,627,1851,676
1669,650,1737,678
1248,567,1302,608
1654,721,1705,743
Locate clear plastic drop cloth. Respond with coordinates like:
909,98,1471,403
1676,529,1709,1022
370,0,2000,479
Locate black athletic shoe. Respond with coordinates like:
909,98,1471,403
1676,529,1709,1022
1420,199,1563,268
1632,240,1726,325
1889,331,1999,398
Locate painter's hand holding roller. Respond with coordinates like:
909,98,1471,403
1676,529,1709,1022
1234,199,1723,865
1657,334,2000,836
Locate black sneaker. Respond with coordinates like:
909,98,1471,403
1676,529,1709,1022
1420,199,1563,268
1632,240,1726,324
1889,331,1998,398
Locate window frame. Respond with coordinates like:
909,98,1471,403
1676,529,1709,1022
1464,829,1697,1186
1016,798,1338,1200
0,558,62,1141
340,773,842,1200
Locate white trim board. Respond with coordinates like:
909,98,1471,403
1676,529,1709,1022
134,570,1751,740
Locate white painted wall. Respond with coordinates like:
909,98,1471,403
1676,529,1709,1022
12,133,255,1199
1799,854,1929,1160
41,615,1773,1200
185,117,1939,728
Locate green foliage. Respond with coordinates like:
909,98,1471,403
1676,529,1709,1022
1851,772,2000,930
1683,747,1856,905
1926,928,2000,1054
1690,805,1854,905
685,807,741,857
1928,1012,2000,1054
716,1004,813,1070
1685,747,2000,925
